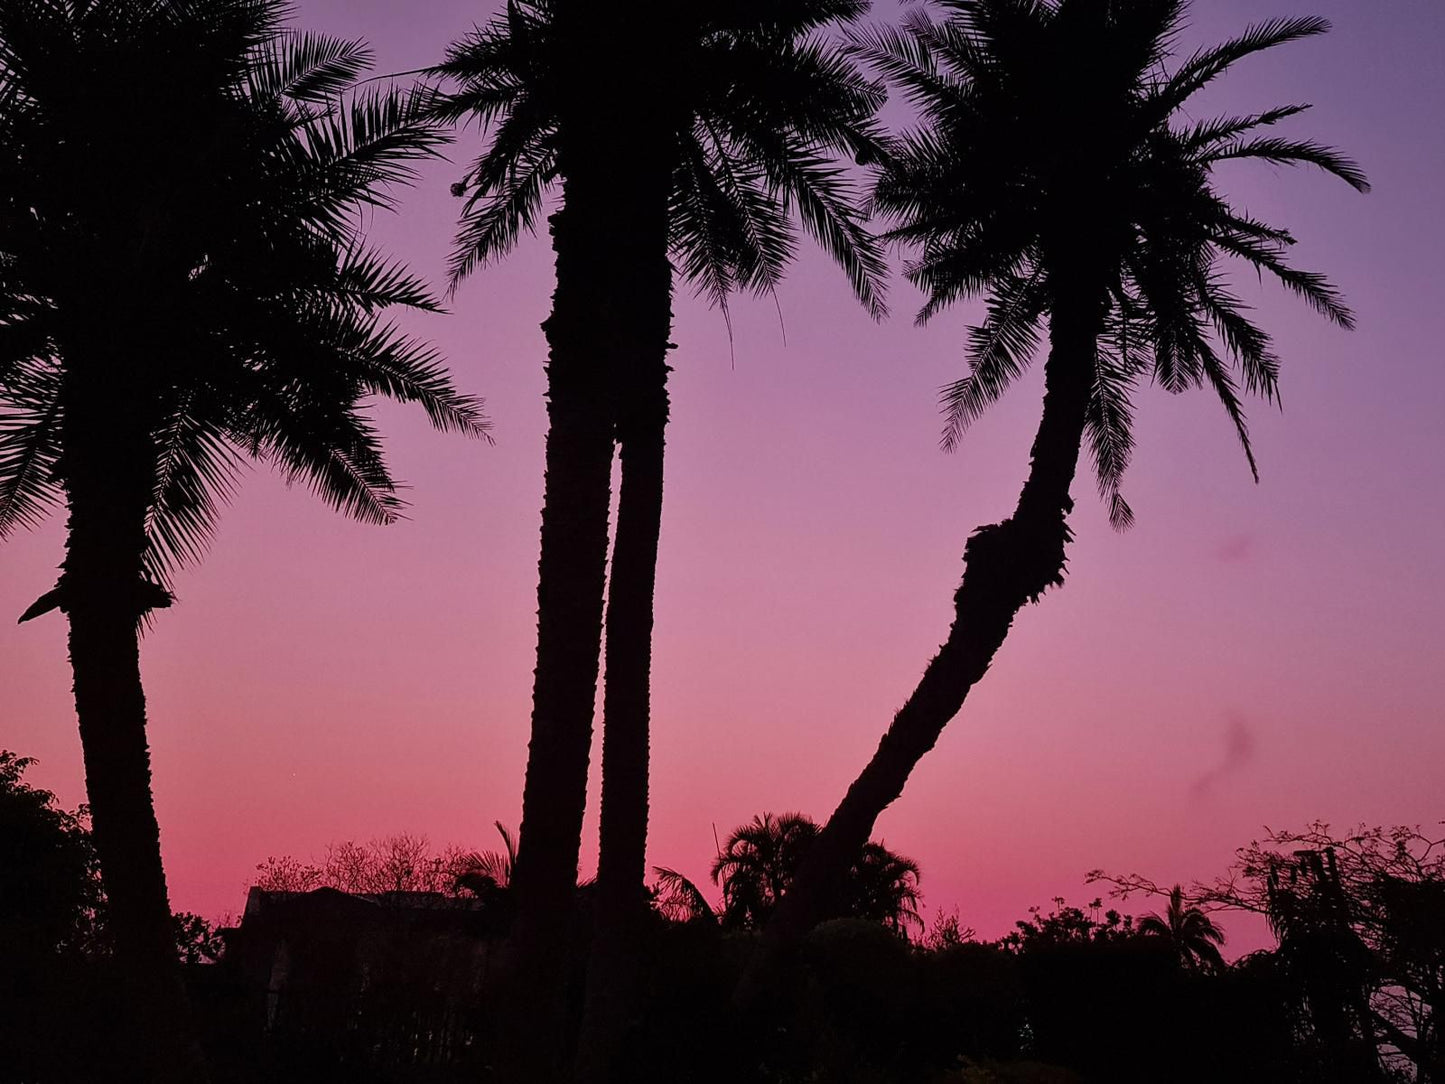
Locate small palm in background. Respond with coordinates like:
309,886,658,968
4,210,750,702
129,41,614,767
1137,885,1226,973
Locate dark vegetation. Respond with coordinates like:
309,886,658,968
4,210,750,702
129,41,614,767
6,757,1442,1082
0,0,1403,1080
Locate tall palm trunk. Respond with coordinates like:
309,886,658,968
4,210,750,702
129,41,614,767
739,280,1106,1001
502,174,621,1082
60,373,206,1082
575,211,674,1082
503,12,674,1073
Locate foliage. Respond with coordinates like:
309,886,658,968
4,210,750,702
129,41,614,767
854,0,1367,526
433,0,888,318
996,897,1137,952
254,832,497,896
1137,884,1227,972
0,750,102,957
0,0,489,592
653,811,923,934
173,911,225,965
1094,822,1445,1080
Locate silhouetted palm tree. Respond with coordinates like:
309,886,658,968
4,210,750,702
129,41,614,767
714,812,822,929
1139,885,1226,972
671,812,923,933
0,3,484,1077
432,3,885,1074
748,0,1367,992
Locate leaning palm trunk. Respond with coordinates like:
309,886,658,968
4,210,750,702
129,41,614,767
740,283,1104,998
576,305,673,1082
60,377,207,1082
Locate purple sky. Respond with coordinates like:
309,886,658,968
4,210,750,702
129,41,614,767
4,0,1443,946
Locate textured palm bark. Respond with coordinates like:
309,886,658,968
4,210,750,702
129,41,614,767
575,352,672,1084
60,377,207,1083
739,285,1106,1003
502,7,675,1074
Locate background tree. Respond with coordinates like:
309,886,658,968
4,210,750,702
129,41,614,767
748,0,1367,993
655,811,922,934
432,2,886,1073
1138,885,1227,973
1097,822,1445,1081
0,751,101,960
0,3,485,1076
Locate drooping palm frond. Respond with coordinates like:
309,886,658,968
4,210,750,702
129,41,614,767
652,866,719,925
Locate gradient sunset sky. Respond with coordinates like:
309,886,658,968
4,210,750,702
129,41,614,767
4,0,1443,944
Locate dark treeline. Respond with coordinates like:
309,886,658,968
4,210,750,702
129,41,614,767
0,0,1380,1080
6,755,1443,1083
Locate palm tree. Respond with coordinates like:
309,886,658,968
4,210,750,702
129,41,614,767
431,3,886,1073
1139,885,1227,972
747,0,1367,994
656,812,923,933
714,812,823,929
0,3,485,1077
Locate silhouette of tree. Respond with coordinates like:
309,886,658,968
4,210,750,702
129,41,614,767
652,812,922,934
0,751,102,959
1138,885,1226,973
1096,822,1445,1080
748,0,1366,994
0,4,485,1076
431,3,886,1075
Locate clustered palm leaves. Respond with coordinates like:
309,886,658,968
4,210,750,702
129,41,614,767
0,1,484,1076
0,2,487,576
861,0,1367,526
1138,885,1227,972
655,812,922,935
432,0,887,314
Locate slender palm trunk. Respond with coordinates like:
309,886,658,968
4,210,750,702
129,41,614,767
61,378,206,1082
502,179,621,1080
503,14,675,1073
575,237,674,1082
739,282,1106,1001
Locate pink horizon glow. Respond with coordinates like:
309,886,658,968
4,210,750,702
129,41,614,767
3,0,1443,952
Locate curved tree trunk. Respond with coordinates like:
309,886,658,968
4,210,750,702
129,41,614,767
738,284,1106,1003
60,377,207,1083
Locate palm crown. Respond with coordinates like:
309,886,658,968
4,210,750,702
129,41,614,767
0,0,488,598
1139,884,1227,972
857,0,1369,527
432,0,889,318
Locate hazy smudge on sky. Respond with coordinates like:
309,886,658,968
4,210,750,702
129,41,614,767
1190,713,1257,799
1213,534,1256,564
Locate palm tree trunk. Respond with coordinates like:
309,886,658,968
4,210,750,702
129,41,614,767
575,282,674,1083
502,13,675,1072
60,381,207,1082
738,284,1106,1003
501,180,620,1080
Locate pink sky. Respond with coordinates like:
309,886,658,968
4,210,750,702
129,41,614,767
4,0,1443,948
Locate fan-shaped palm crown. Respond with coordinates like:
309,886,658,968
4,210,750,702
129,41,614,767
0,0,488,594
432,0,888,316
857,0,1368,526
1139,884,1227,972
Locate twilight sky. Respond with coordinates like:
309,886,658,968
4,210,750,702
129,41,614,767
4,0,1443,945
